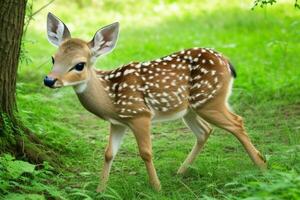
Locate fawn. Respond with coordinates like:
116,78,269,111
44,13,266,192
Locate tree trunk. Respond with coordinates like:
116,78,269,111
0,0,59,166
0,0,26,147
0,0,25,116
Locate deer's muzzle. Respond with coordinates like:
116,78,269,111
44,76,57,88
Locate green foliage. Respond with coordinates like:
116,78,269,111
24,0,34,31
253,0,278,8
0,113,14,136
19,38,33,65
253,0,300,9
224,171,300,199
0,154,65,199
5,155,35,179
19,0,34,64
296,0,300,8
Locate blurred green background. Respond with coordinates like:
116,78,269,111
3,0,300,199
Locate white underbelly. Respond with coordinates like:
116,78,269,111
151,109,188,123
107,108,188,125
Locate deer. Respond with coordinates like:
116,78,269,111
44,13,267,192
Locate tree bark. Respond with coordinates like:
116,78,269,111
0,0,59,166
0,0,26,146
0,0,25,117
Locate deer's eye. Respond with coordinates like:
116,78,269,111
51,56,54,64
74,62,85,71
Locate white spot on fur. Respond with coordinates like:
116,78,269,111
115,71,122,77
163,56,172,61
142,62,151,66
123,69,135,76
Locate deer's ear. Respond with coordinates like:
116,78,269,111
88,22,119,58
47,12,71,47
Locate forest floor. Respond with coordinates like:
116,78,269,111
1,0,300,199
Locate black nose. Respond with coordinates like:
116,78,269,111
44,76,56,87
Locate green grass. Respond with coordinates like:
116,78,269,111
1,0,300,199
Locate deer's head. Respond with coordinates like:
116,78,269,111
44,13,119,92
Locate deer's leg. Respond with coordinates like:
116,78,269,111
97,124,126,192
129,116,161,191
197,106,267,169
177,111,213,174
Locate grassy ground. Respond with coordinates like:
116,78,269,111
2,0,300,199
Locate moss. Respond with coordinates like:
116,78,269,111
0,111,61,168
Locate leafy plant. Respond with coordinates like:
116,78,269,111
0,154,65,199
224,170,300,199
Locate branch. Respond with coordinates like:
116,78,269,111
24,0,55,35
31,0,55,18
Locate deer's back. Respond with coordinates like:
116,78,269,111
96,48,233,119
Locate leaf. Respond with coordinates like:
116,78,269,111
68,192,93,200
6,160,35,179
4,193,45,200
100,187,123,200
79,172,91,176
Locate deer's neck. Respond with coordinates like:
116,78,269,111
73,69,116,120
